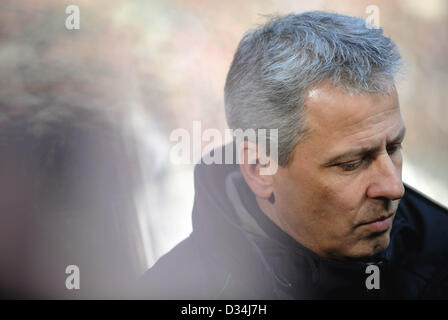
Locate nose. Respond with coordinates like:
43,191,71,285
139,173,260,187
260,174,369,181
366,153,405,201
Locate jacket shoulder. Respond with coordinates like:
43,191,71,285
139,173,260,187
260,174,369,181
393,184,448,298
399,184,448,245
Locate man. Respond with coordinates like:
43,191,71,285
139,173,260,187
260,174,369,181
139,11,448,299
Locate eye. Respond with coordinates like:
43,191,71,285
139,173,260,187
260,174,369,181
338,159,363,171
387,143,402,154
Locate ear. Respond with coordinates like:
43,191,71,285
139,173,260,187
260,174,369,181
238,140,274,199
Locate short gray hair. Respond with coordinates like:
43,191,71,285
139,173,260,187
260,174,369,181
224,11,402,166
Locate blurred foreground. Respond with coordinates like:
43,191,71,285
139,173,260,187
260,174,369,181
0,0,446,298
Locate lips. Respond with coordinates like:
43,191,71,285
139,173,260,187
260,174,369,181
359,214,394,233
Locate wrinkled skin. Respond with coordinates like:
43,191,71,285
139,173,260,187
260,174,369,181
269,83,406,260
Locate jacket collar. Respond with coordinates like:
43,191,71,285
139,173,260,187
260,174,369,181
225,168,394,299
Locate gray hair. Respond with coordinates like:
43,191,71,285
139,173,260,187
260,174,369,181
224,11,402,166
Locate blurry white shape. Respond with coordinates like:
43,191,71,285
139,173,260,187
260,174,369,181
124,107,194,270
151,164,194,266
125,108,167,270
403,155,448,208
398,0,447,19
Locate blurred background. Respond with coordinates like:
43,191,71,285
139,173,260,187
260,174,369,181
0,0,446,298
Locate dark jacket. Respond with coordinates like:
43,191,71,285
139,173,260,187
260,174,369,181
138,146,448,299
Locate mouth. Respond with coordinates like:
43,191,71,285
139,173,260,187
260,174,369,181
358,213,395,233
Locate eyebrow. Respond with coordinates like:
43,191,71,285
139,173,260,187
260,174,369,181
322,126,407,166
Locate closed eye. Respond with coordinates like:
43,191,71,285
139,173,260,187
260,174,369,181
338,144,402,172
337,159,364,171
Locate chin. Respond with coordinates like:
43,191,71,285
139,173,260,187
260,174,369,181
363,231,392,257
346,231,392,260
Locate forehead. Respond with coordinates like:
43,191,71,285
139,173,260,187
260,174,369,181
303,84,403,152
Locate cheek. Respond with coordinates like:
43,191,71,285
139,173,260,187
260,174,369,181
273,166,317,221
320,178,367,223
278,166,320,202
274,171,304,208
275,156,365,226
338,193,363,221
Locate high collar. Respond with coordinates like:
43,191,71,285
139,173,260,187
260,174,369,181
225,168,393,298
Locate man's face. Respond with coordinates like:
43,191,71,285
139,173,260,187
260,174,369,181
272,83,406,260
